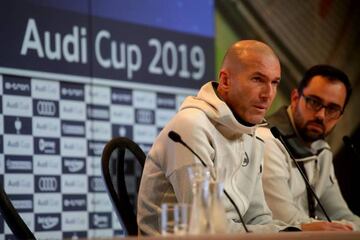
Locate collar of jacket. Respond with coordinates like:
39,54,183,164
179,81,267,138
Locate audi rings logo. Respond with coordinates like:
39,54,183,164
36,176,60,192
39,177,57,191
36,100,56,116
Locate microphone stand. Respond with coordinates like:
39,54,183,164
270,127,331,222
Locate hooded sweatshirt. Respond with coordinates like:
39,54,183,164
137,82,289,235
258,106,360,230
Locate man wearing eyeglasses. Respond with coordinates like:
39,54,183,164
257,64,360,231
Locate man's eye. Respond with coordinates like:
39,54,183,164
252,77,262,82
309,98,321,107
272,80,280,86
328,107,341,114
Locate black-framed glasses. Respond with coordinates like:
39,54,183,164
301,94,343,120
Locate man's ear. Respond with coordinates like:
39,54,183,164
218,69,230,91
290,89,300,110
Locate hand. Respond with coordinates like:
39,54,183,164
301,221,353,231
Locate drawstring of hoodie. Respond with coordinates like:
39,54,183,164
250,121,267,163
250,128,257,163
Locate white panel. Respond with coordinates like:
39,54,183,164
4,174,34,194
62,212,88,231
3,95,32,116
33,155,61,175
32,116,61,137
110,105,134,124
60,137,87,157
86,120,111,140
32,79,60,100
4,135,33,155
34,193,62,213
133,124,157,143
133,90,156,109
85,85,111,105
61,175,88,194
59,100,86,121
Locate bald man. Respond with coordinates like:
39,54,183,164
137,40,290,235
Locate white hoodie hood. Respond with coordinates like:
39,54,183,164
179,81,261,137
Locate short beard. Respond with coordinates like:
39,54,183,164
293,107,325,142
299,120,325,142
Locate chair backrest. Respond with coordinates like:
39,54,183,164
0,184,36,239
101,137,146,236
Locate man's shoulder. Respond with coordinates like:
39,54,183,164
161,108,213,142
266,106,296,137
266,106,289,125
173,107,211,126
243,132,267,145
256,126,274,142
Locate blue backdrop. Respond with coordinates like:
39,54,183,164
0,0,214,238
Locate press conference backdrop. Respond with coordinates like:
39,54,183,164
0,0,214,238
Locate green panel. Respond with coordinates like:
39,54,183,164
215,9,240,79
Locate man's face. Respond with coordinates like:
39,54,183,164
291,76,347,142
220,53,281,124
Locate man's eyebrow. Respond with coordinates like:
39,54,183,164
251,71,281,81
251,71,267,77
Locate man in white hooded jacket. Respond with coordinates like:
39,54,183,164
258,65,359,231
137,40,289,235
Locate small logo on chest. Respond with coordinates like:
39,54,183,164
241,153,250,167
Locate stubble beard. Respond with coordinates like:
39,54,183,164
293,108,326,142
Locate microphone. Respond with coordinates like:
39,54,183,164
168,131,207,168
343,136,360,160
270,127,332,222
168,130,250,233
269,126,282,140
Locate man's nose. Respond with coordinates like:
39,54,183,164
260,83,274,100
315,107,326,120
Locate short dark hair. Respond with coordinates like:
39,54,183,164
298,64,352,107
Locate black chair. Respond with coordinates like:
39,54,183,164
0,184,36,239
101,137,146,236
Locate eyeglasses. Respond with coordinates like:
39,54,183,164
301,94,343,120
